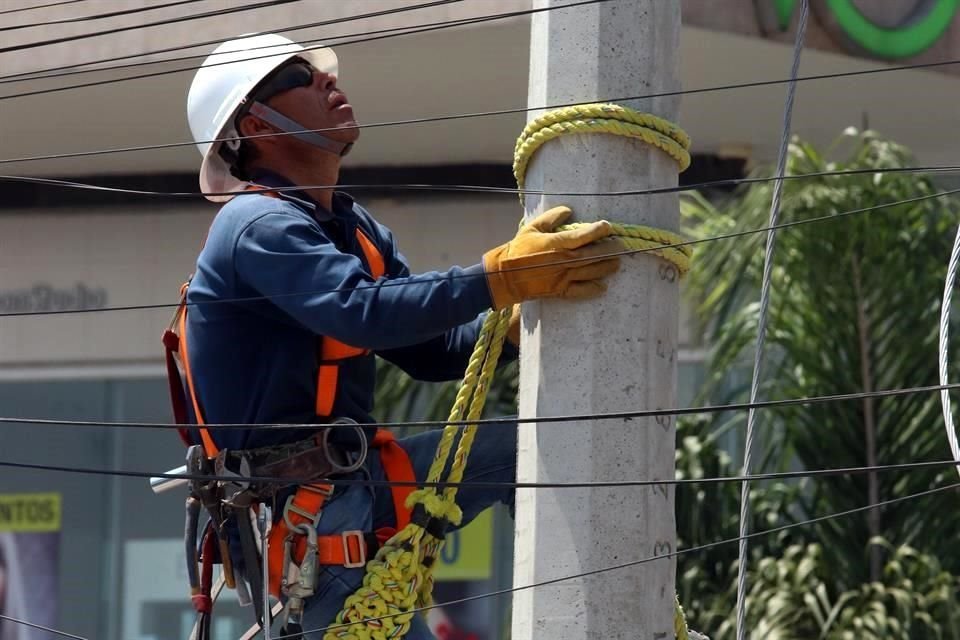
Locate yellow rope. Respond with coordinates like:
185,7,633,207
325,104,695,640
325,309,511,639
514,104,692,186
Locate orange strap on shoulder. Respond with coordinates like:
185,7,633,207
266,429,415,596
314,227,386,417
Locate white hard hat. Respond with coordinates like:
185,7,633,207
186,33,338,202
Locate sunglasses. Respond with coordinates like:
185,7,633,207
250,58,316,104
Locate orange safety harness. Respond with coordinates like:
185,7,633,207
162,187,416,600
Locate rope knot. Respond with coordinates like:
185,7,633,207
406,490,463,529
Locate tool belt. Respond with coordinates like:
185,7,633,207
184,424,415,640
216,427,360,495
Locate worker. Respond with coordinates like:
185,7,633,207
180,32,620,638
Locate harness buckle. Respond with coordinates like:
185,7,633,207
282,483,333,531
341,530,366,568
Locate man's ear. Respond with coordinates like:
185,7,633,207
237,112,277,144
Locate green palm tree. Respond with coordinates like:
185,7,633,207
679,129,960,638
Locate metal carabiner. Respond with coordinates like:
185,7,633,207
281,523,319,638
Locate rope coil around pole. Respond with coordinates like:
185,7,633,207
325,103,693,640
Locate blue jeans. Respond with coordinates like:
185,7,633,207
297,423,517,639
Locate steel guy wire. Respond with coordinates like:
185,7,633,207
736,2,807,637
0,182,955,319
0,0,300,55
4,479,959,640
2,381,959,432
0,0,469,83
938,212,960,477
0,614,86,640
0,0,607,100
3,452,960,492
0,0,89,16
0,0,208,32
289,479,960,639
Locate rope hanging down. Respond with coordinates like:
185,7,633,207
325,103,694,640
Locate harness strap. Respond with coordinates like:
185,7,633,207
176,284,219,458
248,102,352,157
266,429,416,598
162,329,192,447
374,429,415,531
314,225,386,416
165,184,388,454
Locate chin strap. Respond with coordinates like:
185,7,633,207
248,101,353,157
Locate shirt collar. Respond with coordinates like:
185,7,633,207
247,170,355,222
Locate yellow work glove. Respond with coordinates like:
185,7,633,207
507,304,521,346
482,206,621,310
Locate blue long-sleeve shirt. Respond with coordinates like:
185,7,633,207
184,174,515,451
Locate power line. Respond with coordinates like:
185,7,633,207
0,25,956,139
0,0,299,55
4,381,959,432
0,0,208,33
0,182,955,319
3,451,959,491
0,0,89,17
291,479,960,639
4,0,960,91
0,614,86,640
3,165,960,195
4,479,956,640
0,0,605,101
0,0,468,84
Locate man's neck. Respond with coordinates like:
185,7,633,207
282,161,339,212
254,155,340,212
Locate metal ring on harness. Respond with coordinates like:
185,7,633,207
321,418,368,475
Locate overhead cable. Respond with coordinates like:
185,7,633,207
4,0,960,91
0,614,86,640
0,0,468,83
0,0,88,16
0,0,208,32
2,452,959,491
289,480,960,639
3,382,960,432
0,20,956,125
5,480,957,640
0,0,606,100
0,0,300,55
0,182,955,319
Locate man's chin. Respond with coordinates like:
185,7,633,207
338,121,361,143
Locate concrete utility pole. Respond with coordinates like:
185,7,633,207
512,1,682,638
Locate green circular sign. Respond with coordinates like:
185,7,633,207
759,0,959,59
826,0,959,59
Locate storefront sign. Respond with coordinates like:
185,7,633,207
0,493,62,635
0,282,108,314
758,0,959,59
0,492,61,532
